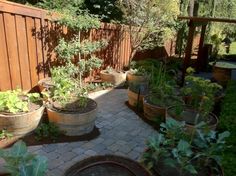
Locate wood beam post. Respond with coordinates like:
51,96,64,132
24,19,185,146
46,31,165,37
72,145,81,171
197,24,207,72
181,20,196,86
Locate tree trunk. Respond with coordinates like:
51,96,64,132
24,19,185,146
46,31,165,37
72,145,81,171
188,0,199,16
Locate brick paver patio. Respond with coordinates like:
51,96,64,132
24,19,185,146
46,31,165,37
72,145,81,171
1,89,156,176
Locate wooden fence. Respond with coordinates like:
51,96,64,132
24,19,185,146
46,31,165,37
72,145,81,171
0,0,174,91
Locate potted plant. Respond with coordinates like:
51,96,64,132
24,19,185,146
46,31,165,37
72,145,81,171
170,73,222,131
100,66,127,86
127,61,149,84
142,118,230,176
143,63,182,123
0,140,47,176
0,89,44,137
42,8,108,136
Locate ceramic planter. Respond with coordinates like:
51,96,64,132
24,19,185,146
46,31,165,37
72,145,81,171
100,70,126,86
0,104,45,137
127,71,149,85
47,98,97,136
128,88,147,108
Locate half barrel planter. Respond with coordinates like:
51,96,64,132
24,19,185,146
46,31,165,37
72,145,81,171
47,98,98,136
100,70,127,86
0,105,45,137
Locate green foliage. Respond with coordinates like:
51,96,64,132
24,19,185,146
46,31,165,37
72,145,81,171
86,82,113,92
142,118,230,176
0,130,13,140
36,0,84,10
219,81,236,176
34,123,61,141
181,72,222,118
118,0,180,60
0,140,47,176
0,89,41,114
83,0,123,22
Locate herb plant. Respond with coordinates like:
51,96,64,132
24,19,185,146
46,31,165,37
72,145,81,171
0,89,41,114
34,122,61,141
0,130,13,140
0,140,48,176
142,118,230,176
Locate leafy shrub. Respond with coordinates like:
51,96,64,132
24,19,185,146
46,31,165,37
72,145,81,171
34,123,61,141
0,130,13,140
0,140,47,176
219,80,236,176
0,89,41,114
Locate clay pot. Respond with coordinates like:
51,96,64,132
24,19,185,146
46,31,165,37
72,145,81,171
127,72,149,85
212,66,231,87
47,98,97,136
0,105,45,137
100,70,126,86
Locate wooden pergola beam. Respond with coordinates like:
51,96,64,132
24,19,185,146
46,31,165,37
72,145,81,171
178,16,236,24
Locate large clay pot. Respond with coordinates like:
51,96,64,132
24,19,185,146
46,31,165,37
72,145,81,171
47,98,97,136
100,70,126,86
128,89,147,108
167,105,218,132
0,105,45,137
212,66,231,87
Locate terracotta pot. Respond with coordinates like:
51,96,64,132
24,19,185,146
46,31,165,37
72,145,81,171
128,89,147,108
100,70,126,86
38,77,53,92
0,105,45,137
47,98,97,136
167,106,218,132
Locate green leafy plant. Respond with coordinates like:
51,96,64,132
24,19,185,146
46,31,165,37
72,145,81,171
129,61,148,76
34,123,61,141
0,130,13,140
142,118,230,176
0,140,48,176
219,81,236,176
0,89,41,114
44,7,107,109
181,70,222,118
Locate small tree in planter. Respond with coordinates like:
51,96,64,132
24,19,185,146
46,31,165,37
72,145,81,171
0,89,44,137
142,118,230,176
43,8,108,136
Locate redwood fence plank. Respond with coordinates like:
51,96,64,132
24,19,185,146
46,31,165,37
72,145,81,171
0,13,11,90
4,13,22,89
15,15,32,90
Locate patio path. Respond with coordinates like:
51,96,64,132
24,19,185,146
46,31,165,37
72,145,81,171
2,89,157,176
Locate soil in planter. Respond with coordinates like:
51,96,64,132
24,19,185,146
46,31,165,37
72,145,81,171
21,126,100,146
125,101,160,131
52,98,97,113
65,155,151,176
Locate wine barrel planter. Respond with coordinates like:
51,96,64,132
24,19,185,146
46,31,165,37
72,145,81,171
143,96,166,122
47,98,98,136
127,72,148,84
128,89,147,108
38,77,53,92
64,155,151,176
0,105,45,137
209,61,236,87
212,67,231,87
167,106,218,132
100,70,126,86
